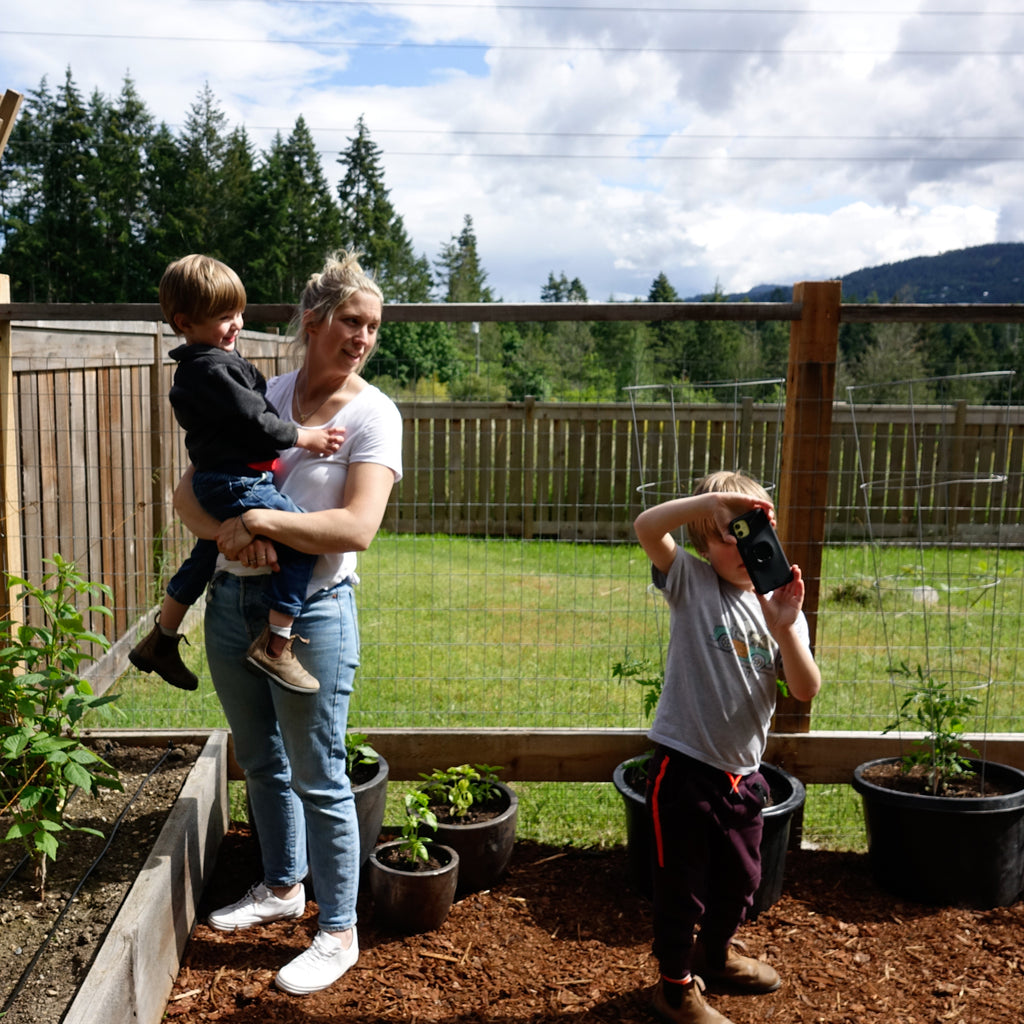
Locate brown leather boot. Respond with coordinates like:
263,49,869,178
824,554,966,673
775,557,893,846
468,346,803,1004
651,977,735,1024
128,617,198,691
245,626,320,694
692,937,781,994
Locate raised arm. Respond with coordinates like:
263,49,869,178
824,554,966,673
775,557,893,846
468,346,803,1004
633,492,772,575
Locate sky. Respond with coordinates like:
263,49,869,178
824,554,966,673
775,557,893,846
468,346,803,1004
3,0,1024,302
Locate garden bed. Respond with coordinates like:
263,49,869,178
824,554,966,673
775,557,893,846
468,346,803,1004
0,732,228,1024
167,824,1024,1023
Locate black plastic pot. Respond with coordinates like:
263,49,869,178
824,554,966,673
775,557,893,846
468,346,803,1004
612,757,806,918
367,840,460,933
852,756,1024,908
428,781,518,893
352,753,389,867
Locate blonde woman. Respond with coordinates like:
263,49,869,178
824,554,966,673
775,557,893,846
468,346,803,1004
174,251,402,995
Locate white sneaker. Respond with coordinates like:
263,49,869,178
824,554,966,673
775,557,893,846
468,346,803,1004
275,928,359,995
207,882,306,932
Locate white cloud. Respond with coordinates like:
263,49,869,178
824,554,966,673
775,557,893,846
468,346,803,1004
3,0,1023,301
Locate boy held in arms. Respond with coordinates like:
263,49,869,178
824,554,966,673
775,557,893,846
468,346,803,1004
130,254,343,695
633,471,821,1024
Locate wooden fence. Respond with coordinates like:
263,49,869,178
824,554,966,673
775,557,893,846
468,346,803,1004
5,282,1024,749
2,309,1024,644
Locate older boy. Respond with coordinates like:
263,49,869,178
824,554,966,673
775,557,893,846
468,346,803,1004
633,471,821,1024
129,254,343,694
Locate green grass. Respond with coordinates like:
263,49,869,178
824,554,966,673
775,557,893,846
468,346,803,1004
112,534,1024,851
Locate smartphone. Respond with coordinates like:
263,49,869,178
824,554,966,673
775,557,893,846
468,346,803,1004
728,508,794,594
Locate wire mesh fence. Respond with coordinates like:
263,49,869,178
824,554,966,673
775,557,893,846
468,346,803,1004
5,319,1024,850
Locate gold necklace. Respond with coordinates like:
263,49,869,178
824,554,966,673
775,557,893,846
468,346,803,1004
295,374,349,424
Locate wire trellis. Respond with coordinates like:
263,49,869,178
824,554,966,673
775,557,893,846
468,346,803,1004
847,369,1016,769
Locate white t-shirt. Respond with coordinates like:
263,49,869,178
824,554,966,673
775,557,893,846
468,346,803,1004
217,370,403,595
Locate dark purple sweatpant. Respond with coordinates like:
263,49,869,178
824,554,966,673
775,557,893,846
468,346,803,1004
645,745,769,979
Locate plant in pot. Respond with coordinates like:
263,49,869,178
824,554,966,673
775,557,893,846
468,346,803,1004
416,762,519,893
846,372,1024,909
346,732,388,867
367,789,459,933
0,556,122,899
611,652,805,917
852,661,1024,908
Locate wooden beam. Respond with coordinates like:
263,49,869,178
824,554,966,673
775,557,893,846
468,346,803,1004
0,89,23,164
81,727,1024,785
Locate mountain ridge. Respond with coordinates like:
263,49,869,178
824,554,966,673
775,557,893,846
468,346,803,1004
706,242,1024,304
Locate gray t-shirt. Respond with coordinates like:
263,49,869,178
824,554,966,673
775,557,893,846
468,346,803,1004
647,546,810,775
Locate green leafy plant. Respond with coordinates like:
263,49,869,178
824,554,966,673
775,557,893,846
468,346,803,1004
883,661,981,796
397,789,439,866
345,731,380,777
0,555,122,897
417,763,503,819
612,652,663,720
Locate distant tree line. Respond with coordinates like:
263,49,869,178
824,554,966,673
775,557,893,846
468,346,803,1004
2,71,1021,403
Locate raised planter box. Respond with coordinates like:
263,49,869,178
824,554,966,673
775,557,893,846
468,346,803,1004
62,730,229,1024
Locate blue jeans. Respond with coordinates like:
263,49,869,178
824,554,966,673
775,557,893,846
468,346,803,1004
167,466,315,618
204,570,360,932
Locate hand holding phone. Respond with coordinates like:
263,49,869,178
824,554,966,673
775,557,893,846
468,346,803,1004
728,508,794,594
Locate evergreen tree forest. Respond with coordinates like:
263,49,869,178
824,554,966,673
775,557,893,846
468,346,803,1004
2,71,1022,404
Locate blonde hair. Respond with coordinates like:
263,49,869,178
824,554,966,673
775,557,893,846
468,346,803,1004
687,470,771,553
290,250,384,367
158,254,246,334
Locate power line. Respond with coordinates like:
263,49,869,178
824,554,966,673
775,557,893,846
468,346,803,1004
191,0,1024,15
5,30,1022,57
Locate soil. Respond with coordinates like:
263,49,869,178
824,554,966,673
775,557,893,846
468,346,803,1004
0,740,202,1024
860,760,1020,798
167,823,1024,1024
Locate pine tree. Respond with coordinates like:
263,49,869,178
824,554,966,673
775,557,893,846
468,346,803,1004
0,76,54,300
218,126,258,281
248,116,343,304
172,83,240,258
93,75,158,299
337,116,457,384
42,69,103,301
336,115,425,299
647,272,691,380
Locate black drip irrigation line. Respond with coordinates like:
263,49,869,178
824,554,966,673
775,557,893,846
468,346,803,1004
1,742,177,1017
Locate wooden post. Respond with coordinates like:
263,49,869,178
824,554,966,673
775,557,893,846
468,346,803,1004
0,274,24,624
149,325,168,579
1,93,26,619
775,280,841,731
0,90,23,163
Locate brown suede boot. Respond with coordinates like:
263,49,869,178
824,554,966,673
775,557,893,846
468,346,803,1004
692,937,781,994
128,617,198,691
245,626,320,694
651,977,735,1024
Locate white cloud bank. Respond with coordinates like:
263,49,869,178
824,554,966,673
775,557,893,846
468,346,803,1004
3,0,1023,301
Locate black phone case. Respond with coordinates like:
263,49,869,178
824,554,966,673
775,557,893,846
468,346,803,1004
729,509,794,594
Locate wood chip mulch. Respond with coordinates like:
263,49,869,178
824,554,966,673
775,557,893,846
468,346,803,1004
165,825,1024,1023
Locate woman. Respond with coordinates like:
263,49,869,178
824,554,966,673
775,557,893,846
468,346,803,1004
172,251,402,995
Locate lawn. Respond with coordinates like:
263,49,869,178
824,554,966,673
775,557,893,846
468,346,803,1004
109,534,1024,849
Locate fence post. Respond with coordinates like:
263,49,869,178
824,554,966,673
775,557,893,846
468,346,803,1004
149,325,168,583
0,273,23,624
524,396,535,539
775,280,840,731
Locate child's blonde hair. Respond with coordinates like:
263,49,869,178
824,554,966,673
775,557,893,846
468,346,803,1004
686,470,771,553
159,254,246,334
